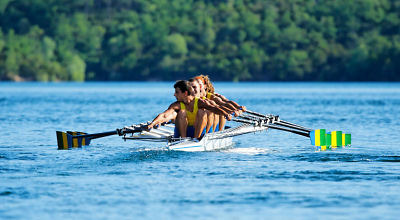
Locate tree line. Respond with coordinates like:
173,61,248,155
0,0,399,81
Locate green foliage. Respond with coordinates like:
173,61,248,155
0,0,399,81
0,0,12,14
166,33,188,57
67,55,86,81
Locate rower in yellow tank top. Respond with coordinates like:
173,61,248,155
205,92,220,132
180,97,199,126
191,77,219,133
195,75,245,132
201,91,218,133
148,80,230,139
200,93,212,100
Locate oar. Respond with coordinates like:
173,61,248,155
239,114,312,134
232,118,310,137
267,124,310,137
244,110,313,132
56,122,155,150
276,120,312,132
243,110,351,147
243,109,267,118
236,114,330,146
56,128,138,150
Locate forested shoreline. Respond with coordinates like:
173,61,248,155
0,0,399,81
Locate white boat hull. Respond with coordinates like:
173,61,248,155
167,136,233,152
167,124,268,152
124,123,268,152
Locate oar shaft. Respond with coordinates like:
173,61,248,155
239,114,312,134
233,118,310,137
238,115,262,122
245,110,267,118
69,123,150,140
267,124,310,137
71,130,118,139
232,118,257,125
280,120,312,132
274,121,312,132
245,110,313,132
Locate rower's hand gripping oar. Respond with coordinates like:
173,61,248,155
56,123,152,150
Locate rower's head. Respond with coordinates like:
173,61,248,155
202,75,215,94
174,80,192,101
194,76,206,97
188,78,201,98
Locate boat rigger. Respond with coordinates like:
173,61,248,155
56,110,351,152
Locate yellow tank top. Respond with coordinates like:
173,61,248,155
180,98,198,126
206,92,213,99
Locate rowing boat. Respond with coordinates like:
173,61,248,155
56,110,351,151
123,123,269,152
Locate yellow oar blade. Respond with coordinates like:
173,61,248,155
56,131,91,150
310,129,351,147
56,131,69,150
343,133,351,146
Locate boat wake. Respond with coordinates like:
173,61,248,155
131,147,168,152
128,146,272,155
222,147,272,155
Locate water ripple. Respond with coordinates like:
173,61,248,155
1,82,400,219
287,154,400,163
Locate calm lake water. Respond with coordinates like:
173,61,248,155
1,82,400,219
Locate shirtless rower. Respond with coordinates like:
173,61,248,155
147,80,232,139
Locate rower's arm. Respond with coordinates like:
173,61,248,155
212,94,246,112
210,96,236,113
198,99,232,120
228,100,246,111
214,93,228,102
147,102,179,129
206,97,236,115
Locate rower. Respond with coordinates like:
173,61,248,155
197,75,246,131
193,76,217,132
190,77,237,133
147,80,232,139
204,75,245,115
188,78,218,133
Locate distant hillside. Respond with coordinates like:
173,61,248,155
0,0,399,81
